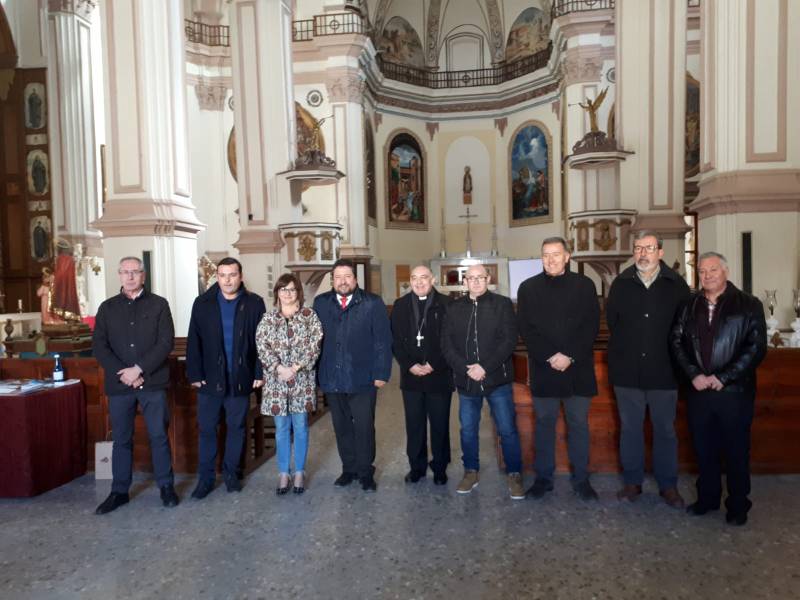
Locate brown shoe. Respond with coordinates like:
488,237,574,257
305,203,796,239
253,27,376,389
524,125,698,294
660,487,686,509
456,470,479,494
616,484,642,502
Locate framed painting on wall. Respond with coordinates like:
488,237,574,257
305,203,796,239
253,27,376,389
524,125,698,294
385,131,427,230
509,121,553,227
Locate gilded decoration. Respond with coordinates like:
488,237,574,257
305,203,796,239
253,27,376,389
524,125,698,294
575,221,590,251
298,234,317,262
320,232,335,260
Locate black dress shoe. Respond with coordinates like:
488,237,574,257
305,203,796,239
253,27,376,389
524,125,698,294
404,470,425,483
525,478,554,499
686,501,720,516
276,485,290,496
159,484,179,508
191,480,215,500
293,485,305,495
573,480,599,501
334,472,357,487
95,492,129,515
726,512,748,526
360,475,377,493
225,478,243,493
433,472,448,485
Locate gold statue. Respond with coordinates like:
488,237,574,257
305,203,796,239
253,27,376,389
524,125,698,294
578,87,608,134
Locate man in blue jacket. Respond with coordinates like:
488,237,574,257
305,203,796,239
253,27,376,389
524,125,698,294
314,258,392,492
186,258,266,498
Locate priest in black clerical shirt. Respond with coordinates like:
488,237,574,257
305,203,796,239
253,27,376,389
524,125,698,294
390,265,453,485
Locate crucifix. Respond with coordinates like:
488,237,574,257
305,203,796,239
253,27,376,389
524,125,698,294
459,206,477,258
416,332,424,347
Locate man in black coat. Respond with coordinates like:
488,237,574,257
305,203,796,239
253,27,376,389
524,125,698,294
517,237,600,501
606,231,690,508
92,256,177,514
391,265,453,485
186,258,266,498
670,251,767,525
441,264,524,500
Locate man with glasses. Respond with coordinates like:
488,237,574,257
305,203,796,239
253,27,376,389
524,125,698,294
606,231,690,508
93,256,178,514
517,237,600,501
390,265,453,485
186,257,266,498
314,258,392,492
441,264,524,500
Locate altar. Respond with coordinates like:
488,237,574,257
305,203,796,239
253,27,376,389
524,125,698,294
430,255,509,297
0,313,42,357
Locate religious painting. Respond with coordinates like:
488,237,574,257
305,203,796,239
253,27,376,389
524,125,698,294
685,72,700,178
24,83,46,130
26,149,49,196
378,17,425,67
30,216,52,262
364,112,377,223
386,132,426,230
509,122,553,227
505,7,550,63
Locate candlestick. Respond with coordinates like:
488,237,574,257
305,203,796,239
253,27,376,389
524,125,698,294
17,299,23,312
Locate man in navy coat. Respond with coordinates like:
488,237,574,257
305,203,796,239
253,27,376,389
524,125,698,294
186,258,266,498
314,258,392,492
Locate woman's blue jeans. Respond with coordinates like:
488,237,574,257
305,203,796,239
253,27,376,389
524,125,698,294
274,412,309,474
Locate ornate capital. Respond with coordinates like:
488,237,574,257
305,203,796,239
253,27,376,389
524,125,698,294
194,83,228,111
326,73,366,104
561,54,603,87
48,0,96,19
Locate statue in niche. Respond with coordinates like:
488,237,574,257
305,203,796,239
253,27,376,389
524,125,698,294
32,220,50,261
27,88,43,129
37,268,66,325
462,166,473,205
50,241,82,322
578,87,608,134
28,151,49,196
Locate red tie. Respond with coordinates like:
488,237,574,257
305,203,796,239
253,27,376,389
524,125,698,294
340,295,347,310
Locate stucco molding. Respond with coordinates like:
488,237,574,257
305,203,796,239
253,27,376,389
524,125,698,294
233,228,284,254
692,169,800,219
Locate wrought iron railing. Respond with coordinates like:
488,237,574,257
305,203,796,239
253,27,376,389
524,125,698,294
377,42,552,89
552,0,615,19
292,12,365,41
184,19,230,47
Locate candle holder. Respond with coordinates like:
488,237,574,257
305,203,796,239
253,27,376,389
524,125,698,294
764,289,779,335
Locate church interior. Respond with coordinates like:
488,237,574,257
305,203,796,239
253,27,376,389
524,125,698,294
1,0,799,598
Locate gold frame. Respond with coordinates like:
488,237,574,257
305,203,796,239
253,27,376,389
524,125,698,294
508,120,554,228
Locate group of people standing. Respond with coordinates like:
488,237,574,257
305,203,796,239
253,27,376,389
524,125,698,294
92,229,767,527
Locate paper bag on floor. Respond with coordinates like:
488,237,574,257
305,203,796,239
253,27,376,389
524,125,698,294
95,441,113,479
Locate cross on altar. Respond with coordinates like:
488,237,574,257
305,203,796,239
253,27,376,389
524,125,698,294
458,206,478,258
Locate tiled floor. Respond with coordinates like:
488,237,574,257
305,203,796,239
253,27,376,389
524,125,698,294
2,374,798,599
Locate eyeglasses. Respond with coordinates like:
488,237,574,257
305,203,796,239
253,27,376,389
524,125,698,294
464,275,488,283
633,245,659,254
278,287,298,294
119,270,143,277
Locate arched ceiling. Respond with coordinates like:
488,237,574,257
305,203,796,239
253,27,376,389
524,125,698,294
367,0,552,68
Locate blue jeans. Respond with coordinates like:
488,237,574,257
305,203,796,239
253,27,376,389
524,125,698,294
274,412,309,474
458,383,522,473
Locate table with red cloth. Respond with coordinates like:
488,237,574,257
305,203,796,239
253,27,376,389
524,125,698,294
0,381,87,497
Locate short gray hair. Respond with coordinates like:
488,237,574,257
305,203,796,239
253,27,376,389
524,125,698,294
118,256,145,272
541,236,570,252
633,230,663,249
698,251,729,269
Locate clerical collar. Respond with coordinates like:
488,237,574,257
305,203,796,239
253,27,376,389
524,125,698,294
416,295,428,301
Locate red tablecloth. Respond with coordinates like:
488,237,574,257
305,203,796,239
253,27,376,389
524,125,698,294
0,382,87,497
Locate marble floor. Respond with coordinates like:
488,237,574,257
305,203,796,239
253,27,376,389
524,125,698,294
1,374,799,600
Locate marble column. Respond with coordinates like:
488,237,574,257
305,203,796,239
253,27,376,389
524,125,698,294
229,0,297,299
693,0,799,321
92,0,204,334
616,0,689,257
46,0,103,315
326,68,368,256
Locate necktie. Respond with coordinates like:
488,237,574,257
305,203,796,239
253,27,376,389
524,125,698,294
340,295,347,310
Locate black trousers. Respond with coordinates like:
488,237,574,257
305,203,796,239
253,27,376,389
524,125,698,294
109,389,174,494
327,390,377,478
687,389,755,515
402,390,452,474
196,392,249,483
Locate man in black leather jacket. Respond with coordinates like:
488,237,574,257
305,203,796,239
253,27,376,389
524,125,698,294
670,251,767,525
441,264,524,500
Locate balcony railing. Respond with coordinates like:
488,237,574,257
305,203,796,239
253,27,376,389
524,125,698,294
377,42,552,89
292,12,365,41
184,19,230,47
552,0,615,19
